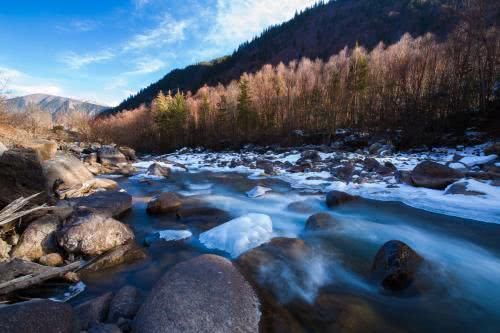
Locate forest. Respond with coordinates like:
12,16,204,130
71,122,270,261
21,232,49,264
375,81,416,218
91,17,499,152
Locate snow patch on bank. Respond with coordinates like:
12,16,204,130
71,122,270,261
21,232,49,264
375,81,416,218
199,213,273,258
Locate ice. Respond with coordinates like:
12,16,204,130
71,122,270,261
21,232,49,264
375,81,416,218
49,282,86,302
158,229,192,241
459,155,497,167
199,213,273,258
246,186,272,198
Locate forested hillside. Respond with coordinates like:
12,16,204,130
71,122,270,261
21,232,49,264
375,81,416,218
115,0,463,112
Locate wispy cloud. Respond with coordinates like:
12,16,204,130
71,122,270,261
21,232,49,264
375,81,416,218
0,66,63,96
57,19,99,33
126,57,166,75
133,0,151,9
124,14,189,51
60,50,115,69
207,0,317,48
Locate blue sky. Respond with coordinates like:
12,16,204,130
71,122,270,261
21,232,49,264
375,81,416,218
0,0,317,106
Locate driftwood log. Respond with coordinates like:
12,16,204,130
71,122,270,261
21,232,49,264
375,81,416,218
0,259,82,296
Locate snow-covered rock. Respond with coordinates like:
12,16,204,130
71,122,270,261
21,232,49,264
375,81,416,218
459,155,497,167
199,213,273,258
246,186,272,198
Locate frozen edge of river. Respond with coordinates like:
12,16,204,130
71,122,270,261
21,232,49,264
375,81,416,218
132,143,500,224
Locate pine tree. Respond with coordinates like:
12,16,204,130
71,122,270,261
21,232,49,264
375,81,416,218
237,77,256,138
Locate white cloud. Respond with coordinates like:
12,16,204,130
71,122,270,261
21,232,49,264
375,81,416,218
126,57,166,75
124,14,189,51
207,0,317,48
0,66,63,97
60,50,115,69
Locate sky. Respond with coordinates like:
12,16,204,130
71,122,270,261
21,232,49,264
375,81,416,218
0,0,318,106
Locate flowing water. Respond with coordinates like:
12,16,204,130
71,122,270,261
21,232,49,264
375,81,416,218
71,171,500,332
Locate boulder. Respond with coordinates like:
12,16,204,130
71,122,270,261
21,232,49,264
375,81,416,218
236,238,313,303
0,148,49,208
146,163,170,178
363,158,380,172
75,292,113,330
371,240,423,291
108,285,141,322
133,254,260,333
299,150,321,162
333,163,354,181
11,214,61,261
117,163,137,177
304,213,339,231
256,160,275,175
146,192,181,215
38,253,64,267
42,152,94,190
98,146,128,166
73,190,132,218
118,146,137,162
80,242,147,273
58,212,134,256
0,299,77,333
84,152,98,164
410,161,463,190
177,206,232,232
22,139,58,161
325,190,357,207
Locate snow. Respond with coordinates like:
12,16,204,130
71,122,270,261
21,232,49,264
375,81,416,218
50,282,86,302
199,213,273,258
246,186,272,198
131,142,499,224
459,155,498,167
158,229,193,242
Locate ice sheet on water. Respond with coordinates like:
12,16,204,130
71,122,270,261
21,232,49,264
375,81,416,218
158,229,193,241
49,282,86,302
246,186,272,198
199,213,273,258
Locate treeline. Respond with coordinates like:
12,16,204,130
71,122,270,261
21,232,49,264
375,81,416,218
92,23,499,152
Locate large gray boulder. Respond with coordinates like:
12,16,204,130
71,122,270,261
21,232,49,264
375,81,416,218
11,214,61,261
0,299,77,333
0,148,49,208
133,254,260,333
73,190,132,218
410,161,463,190
58,212,134,256
43,152,94,190
98,146,128,166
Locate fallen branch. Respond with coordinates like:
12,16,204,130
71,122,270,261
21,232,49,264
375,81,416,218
0,193,52,227
0,260,82,296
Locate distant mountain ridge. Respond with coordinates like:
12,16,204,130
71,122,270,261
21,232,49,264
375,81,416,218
6,94,108,119
114,0,463,113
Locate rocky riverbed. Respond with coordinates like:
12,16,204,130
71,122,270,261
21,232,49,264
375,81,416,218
0,137,499,333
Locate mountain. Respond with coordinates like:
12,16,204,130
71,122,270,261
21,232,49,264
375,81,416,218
6,94,108,119
114,0,461,113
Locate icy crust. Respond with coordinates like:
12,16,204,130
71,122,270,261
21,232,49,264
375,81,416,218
199,213,273,258
135,143,499,224
158,230,193,242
